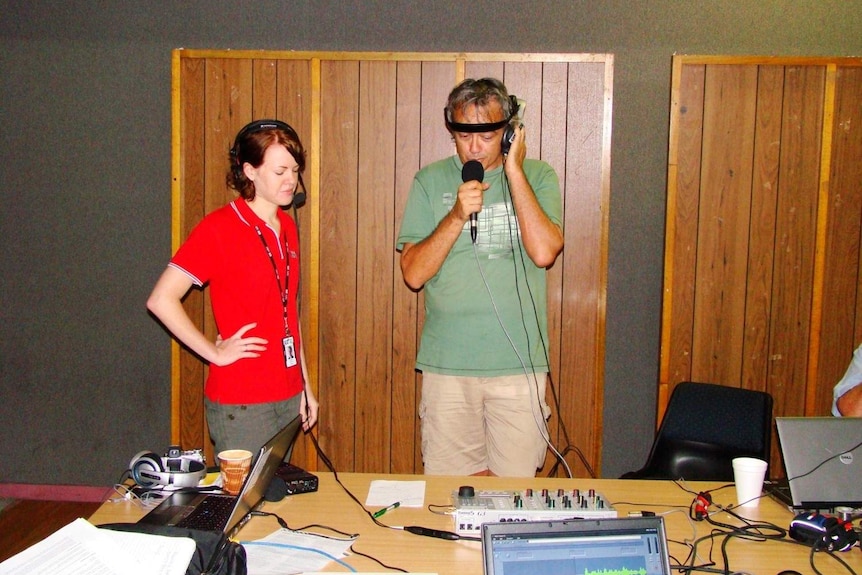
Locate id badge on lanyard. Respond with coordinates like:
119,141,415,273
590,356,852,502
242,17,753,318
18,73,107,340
255,223,297,369
283,336,297,367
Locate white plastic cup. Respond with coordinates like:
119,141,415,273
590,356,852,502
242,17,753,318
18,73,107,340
732,457,768,508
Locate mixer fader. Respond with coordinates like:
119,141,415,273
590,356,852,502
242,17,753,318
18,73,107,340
452,485,617,536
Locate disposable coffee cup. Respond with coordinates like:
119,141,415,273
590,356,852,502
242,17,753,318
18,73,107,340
732,457,767,508
217,449,253,495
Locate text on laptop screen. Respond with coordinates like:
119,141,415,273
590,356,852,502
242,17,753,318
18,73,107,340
489,525,666,575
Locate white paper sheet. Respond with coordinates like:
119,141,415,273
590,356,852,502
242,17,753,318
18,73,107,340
242,529,354,574
365,480,426,507
0,518,194,575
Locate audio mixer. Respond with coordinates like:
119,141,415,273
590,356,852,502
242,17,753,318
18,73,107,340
452,486,617,536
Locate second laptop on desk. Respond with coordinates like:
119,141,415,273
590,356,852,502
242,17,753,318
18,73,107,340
138,414,302,536
772,416,862,510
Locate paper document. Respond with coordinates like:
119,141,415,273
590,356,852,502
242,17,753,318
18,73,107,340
365,479,426,507
243,528,354,574
0,517,194,575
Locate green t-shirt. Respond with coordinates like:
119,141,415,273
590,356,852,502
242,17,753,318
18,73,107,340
396,155,563,376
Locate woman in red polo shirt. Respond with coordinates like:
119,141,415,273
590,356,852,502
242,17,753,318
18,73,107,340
147,119,318,456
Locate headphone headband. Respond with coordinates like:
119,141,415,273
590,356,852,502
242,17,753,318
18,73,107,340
444,95,519,133
236,119,297,140
232,119,299,159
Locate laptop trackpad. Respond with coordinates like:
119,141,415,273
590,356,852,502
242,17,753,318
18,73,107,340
139,492,204,525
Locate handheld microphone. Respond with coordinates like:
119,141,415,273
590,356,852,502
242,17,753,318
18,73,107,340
461,160,484,244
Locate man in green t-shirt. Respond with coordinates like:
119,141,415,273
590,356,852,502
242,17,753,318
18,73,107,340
396,77,564,477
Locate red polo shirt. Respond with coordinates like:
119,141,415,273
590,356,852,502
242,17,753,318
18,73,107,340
170,199,303,404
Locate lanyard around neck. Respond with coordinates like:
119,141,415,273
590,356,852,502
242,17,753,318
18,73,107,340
253,224,291,337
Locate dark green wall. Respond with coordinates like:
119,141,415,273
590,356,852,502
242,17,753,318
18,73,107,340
2,1,860,485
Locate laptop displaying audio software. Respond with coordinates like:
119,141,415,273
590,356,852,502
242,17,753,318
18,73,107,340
482,516,672,575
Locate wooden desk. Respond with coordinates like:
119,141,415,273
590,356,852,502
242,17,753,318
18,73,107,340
89,473,861,575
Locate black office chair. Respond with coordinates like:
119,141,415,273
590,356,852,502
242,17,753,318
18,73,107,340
620,381,773,481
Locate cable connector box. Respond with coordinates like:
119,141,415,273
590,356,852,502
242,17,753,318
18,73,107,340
275,462,319,496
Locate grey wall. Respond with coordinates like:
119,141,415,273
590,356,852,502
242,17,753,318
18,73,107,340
2,1,860,486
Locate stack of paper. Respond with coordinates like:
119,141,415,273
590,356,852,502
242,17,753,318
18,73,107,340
0,518,194,575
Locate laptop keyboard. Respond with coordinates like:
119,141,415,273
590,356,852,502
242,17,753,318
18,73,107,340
175,495,235,530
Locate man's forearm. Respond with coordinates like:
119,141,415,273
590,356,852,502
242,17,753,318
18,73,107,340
837,383,862,416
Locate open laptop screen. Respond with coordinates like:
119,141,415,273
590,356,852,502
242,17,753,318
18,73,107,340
222,414,302,535
482,517,671,575
775,416,862,509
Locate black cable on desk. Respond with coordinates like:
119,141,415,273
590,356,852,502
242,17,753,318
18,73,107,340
678,503,856,575
250,510,358,541
306,430,482,546
348,544,409,573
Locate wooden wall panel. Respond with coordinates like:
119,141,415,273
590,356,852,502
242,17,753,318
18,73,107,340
275,59,313,467
663,57,862,477
252,59,277,117
769,67,824,417
173,51,614,477
557,62,609,475
661,63,704,416
176,55,207,455
319,60,360,472
817,67,862,410
740,66,783,395
538,63,569,449
692,65,757,384
391,62,423,474
355,61,397,472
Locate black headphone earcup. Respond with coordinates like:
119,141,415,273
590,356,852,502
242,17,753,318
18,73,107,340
501,94,520,156
501,124,515,156
129,451,164,487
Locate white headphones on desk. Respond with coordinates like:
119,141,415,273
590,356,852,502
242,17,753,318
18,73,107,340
129,447,207,488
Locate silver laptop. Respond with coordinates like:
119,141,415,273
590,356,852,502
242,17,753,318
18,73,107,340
139,414,301,535
775,416,862,509
482,516,672,575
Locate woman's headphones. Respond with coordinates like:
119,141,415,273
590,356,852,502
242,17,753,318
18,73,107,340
229,119,300,164
229,119,307,207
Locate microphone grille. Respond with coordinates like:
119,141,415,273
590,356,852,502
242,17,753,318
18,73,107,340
461,160,484,183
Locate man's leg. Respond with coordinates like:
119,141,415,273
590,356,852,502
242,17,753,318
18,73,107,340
419,373,488,475
484,373,550,477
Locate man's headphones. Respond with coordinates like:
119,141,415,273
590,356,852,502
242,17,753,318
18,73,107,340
501,95,521,157
129,448,206,488
229,119,307,207
444,95,522,156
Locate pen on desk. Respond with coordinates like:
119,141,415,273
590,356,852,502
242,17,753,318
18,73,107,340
373,501,401,518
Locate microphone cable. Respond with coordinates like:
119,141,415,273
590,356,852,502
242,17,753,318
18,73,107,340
471,238,570,477
499,173,582,478
304,427,473,542
472,165,594,479
471,171,560,473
